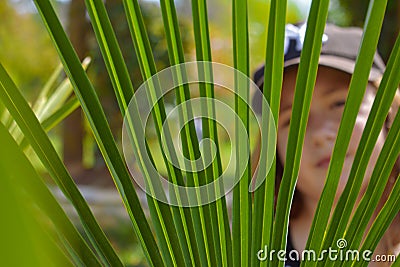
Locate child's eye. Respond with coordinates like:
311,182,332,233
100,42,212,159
282,118,290,127
331,100,346,108
279,112,291,128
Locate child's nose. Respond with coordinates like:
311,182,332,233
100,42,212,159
312,129,336,147
308,115,337,147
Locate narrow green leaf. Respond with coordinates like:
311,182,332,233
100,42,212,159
0,93,6,116
270,1,330,267
354,173,400,267
9,68,74,140
0,62,119,266
30,216,77,267
343,103,400,267
0,122,101,266
41,96,80,133
329,32,400,267
392,252,400,267
32,1,166,265
35,76,74,122
232,0,251,266
304,1,389,266
83,0,132,112
0,100,13,129
11,58,89,141
159,0,215,265
84,1,193,266
191,0,232,266
122,0,204,266
19,96,80,150
0,122,91,267
252,0,287,267
34,58,90,121
31,63,64,113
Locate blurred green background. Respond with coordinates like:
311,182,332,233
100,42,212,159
1,0,398,265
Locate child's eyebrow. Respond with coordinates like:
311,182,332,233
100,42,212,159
322,84,349,96
323,87,337,96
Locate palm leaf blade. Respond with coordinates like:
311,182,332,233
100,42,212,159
304,1,390,265
0,62,119,266
272,1,330,266
32,1,164,265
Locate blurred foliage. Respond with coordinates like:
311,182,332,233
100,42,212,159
179,0,305,71
248,0,303,69
329,0,400,62
0,1,59,99
87,0,191,134
1,0,305,119
0,122,71,267
1,0,305,170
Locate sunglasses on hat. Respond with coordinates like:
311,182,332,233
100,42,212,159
254,23,385,89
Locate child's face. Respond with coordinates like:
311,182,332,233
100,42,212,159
277,66,385,203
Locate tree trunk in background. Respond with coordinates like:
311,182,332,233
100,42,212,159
64,0,89,173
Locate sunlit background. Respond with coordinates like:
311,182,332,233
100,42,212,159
1,0,398,265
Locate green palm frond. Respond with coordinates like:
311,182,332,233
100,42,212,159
0,0,398,266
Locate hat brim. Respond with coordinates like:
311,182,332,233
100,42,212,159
284,55,382,82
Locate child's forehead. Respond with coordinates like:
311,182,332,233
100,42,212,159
283,65,352,84
281,66,352,99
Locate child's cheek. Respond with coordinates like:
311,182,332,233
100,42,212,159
351,95,374,145
349,114,369,153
